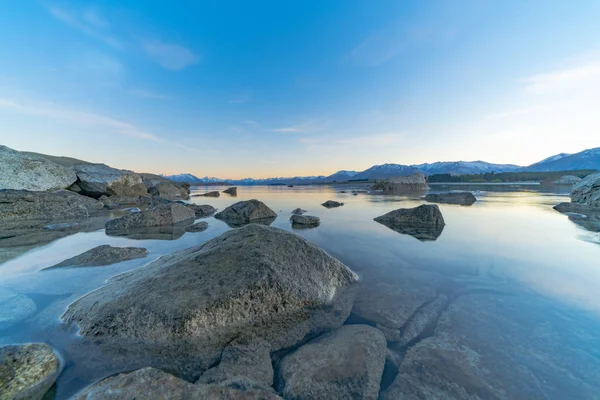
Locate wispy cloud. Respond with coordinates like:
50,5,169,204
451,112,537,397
142,40,199,70
0,98,162,142
129,89,171,100
522,61,600,93
270,120,329,134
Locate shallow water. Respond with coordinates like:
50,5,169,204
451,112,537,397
1,184,600,398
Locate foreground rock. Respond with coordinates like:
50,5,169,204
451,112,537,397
185,221,208,232
105,204,195,235
223,187,238,195
321,200,344,208
0,289,37,331
278,325,387,400
148,182,190,200
43,245,148,270
0,145,77,191
552,175,582,186
425,191,477,205
371,173,428,194
62,224,357,379
74,367,281,400
185,204,217,218
0,190,102,222
215,200,277,226
0,343,60,400
290,215,320,226
291,208,307,215
571,172,600,208
374,204,445,241
69,163,148,199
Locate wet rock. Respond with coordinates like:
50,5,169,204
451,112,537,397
185,221,209,233
290,215,320,227
70,163,148,199
185,204,217,218
197,191,220,197
291,208,306,215
571,172,600,208
223,187,237,195
43,245,148,270
105,204,195,235
397,294,448,345
148,182,190,201
0,289,37,331
0,145,77,191
214,200,277,227
425,192,477,206
278,325,387,400
62,224,357,379
0,190,102,222
198,338,273,387
0,343,60,400
552,175,582,186
371,173,428,194
374,204,445,241
321,200,344,208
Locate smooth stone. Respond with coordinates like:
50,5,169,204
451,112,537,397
185,221,208,233
184,204,217,218
148,182,190,201
0,343,60,400
223,187,238,195
571,172,600,208
278,325,387,400
0,145,77,191
43,245,148,270
214,199,277,227
0,289,37,331
290,215,320,226
62,224,357,379
374,204,445,241
321,200,344,208
69,163,148,199
291,208,307,215
105,204,195,235
425,191,477,206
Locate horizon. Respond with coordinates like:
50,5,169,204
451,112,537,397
2,1,600,179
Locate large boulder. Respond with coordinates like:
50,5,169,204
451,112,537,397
69,163,148,199
43,245,148,270
277,325,387,400
105,204,195,235
425,191,477,206
214,200,277,226
62,224,357,379
374,204,445,241
290,215,320,227
223,187,238,196
0,145,77,191
148,182,190,201
571,172,600,208
184,204,217,218
0,343,61,400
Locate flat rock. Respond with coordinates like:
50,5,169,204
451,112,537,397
571,172,600,208
374,204,445,241
43,245,148,270
214,200,277,227
0,145,77,191
223,187,237,195
105,204,195,235
425,192,477,206
290,215,320,226
278,324,387,400
70,163,148,199
185,204,217,218
291,208,306,215
0,289,37,331
149,182,190,201
62,224,357,379
198,338,273,387
321,200,344,208
0,343,60,400
185,221,209,232
198,191,220,197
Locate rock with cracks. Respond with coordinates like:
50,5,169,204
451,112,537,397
214,199,277,227
105,204,195,235
61,224,357,380
571,172,600,208
43,245,148,270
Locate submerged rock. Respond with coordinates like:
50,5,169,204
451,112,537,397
185,204,217,218
69,163,148,199
185,221,208,232
278,325,387,400
0,145,77,191
425,191,477,206
0,289,37,331
105,204,195,235
223,187,238,195
292,208,307,215
43,245,148,270
321,200,344,208
214,200,277,226
571,172,600,208
0,343,61,400
62,224,357,379
374,204,445,241
290,215,320,227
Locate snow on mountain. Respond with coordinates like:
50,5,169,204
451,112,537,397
413,161,520,176
353,164,422,180
530,153,572,166
324,170,359,181
524,147,600,172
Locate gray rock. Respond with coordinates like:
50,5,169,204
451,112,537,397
105,204,195,235
70,163,148,199
552,175,582,186
214,200,277,227
0,343,60,400
197,191,220,197
198,338,273,387
374,204,445,241
0,145,77,191
98,195,148,208
291,208,307,215
290,215,320,226
321,200,344,208
223,187,238,195
371,173,428,194
571,172,600,208
553,202,599,213
278,325,387,400
0,289,37,331
0,190,102,222
43,245,148,270
185,221,208,233
62,224,357,379
425,192,477,206
185,204,217,218
149,182,190,200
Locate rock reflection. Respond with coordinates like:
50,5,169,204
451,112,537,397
375,220,445,241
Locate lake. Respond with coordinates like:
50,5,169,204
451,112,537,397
1,184,600,399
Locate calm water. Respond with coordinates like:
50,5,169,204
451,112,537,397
2,184,600,398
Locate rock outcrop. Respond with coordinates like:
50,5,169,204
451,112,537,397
185,204,217,218
290,215,320,226
425,191,477,206
214,200,277,226
0,145,77,191
43,245,148,270
185,221,208,232
148,182,190,200
371,173,428,194
0,343,61,400
223,187,238,195
374,204,445,241
321,200,344,208
278,325,387,400
105,204,195,235
62,224,357,379
69,163,148,199
0,190,102,222
571,172,600,208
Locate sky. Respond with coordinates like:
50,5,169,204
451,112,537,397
1,1,600,179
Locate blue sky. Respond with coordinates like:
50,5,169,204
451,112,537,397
1,1,600,178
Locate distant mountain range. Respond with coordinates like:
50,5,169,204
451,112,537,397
164,146,600,185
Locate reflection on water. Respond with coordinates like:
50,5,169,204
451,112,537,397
374,219,445,241
1,183,600,398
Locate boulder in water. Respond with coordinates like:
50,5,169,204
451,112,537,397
291,208,307,215
290,215,320,226
196,191,220,197
185,221,208,232
69,163,148,199
374,204,445,241
321,200,344,208
105,203,195,235
185,204,217,218
425,191,477,205
43,245,148,270
214,199,277,226
223,187,238,195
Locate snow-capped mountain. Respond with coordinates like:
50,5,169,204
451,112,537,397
163,173,225,183
413,161,520,176
353,164,422,180
524,148,600,172
323,170,359,181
